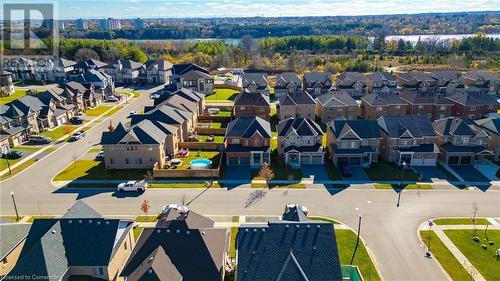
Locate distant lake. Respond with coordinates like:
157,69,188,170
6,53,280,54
126,34,500,46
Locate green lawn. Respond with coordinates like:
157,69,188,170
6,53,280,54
173,151,221,170
12,146,43,152
197,135,225,143
270,132,277,150
214,110,232,117
88,147,102,153
0,159,36,180
326,163,342,180
433,218,491,225
40,125,77,140
136,215,159,222
133,227,144,240
444,229,500,281
309,215,340,224
103,106,122,117
148,182,221,188
205,88,239,101
0,89,28,104
364,161,420,181
210,122,223,129
228,227,238,258
54,160,149,181
335,229,381,281
251,152,302,180
27,215,55,222
420,230,473,281
374,183,433,190
85,105,114,116
1,157,22,171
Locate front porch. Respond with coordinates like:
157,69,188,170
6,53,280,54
283,145,325,168
396,144,439,166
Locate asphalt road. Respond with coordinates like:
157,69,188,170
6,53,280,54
1,87,499,281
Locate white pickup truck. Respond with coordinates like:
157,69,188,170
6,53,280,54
117,180,148,192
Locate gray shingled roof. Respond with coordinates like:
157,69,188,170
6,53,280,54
433,117,478,136
329,119,381,139
226,116,271,139
277,118,323,137
242,72,268,88
181,70,212,80
303,72,331,83
234,91,270,107
278,91,315,106
0,223,31,260
446,88,499,106
316,92,358,107
366,72,396,83
236,220,342,281
361,91,406,106
378,115,436,138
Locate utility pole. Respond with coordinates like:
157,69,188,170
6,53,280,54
350,213,363,265
10,191,19,221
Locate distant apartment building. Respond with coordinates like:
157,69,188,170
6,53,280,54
133,17,146,29
99,18,121,30
75,18,87,29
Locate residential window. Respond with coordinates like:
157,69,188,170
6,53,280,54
2,257,7,264
440,106,447,110
376,106,383,111
125,158,129,164
124,242,127,250
110,158,114,164
395,105,401,109
418,105,424,110
98,267,104,275
350,141,357,149
469,106,476,111
489,105,494,109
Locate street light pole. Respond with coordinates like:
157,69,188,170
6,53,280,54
10,191,19,221
397,161,406,207
350,213,363,265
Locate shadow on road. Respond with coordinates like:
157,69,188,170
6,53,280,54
53,188,144,199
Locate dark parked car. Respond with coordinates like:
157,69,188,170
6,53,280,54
340,165,352,178
2,150,23,159
69,116,84,125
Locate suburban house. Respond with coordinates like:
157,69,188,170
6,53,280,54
377,115,439,166
0,96,43,147
72,69,115,96
172,63,209,88
63,81,88,112
225,116,271,167
303,71,332,97
180,70,214,95
36,87,77,126
5,57,35,81
366,72,397,93
120,205,228,281
242,72,269,94
0,223,31,277
72,59,108,72
463,70,500,95
335,72,368,97
34,57,77,82
236,204,344,281
277,118,325,167
0,71,14,95
445,87,500,119
475,117,500,161
431,71,465,95
399,89,453,120
327,119,381,167
316,91,359,122
101,119,180,169
155,88,205,116
276,91,315,120
233,90,271,121
397,71,437,92
274,72,302,97
142,59,173,85
433,117,493,165
360,90,407,119
102,59,144,84
4,201,134,281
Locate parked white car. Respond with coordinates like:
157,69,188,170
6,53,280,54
162,204,189,214
130,110,138,115
150,94,160,99
117,180,148,192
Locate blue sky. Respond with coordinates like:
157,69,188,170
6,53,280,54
2,0,499,19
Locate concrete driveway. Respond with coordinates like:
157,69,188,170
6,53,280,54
224,165,251,181
450,165,490,182
412,166,453,181
301,165,329,182
474,160,499,181
349,167,370,181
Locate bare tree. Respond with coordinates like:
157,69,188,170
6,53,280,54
472,202,479,234
74,48,100,61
